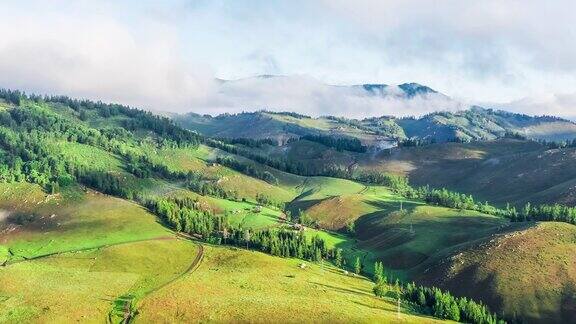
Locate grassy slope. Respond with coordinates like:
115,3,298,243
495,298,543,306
289,176,366,214
358,204,506,276
0,182,437,323
136,245,443,324
178,143,370,210
0,238,198,323
292,167,576,323
208,197,285,230
52,141,125,172
414,222,576,323
0,183,170,260
362,139,576,206
300,184,508,279
181,144,298,203
304,186,400,230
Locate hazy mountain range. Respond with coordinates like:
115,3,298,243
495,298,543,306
186,75,576,122
196,75,466,118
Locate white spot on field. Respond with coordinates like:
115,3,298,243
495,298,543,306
0,210,10,222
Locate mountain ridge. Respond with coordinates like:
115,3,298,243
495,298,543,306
174,106,576,144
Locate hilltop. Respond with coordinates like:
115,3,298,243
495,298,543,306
0,88,572,323
0,90,455,323
176,108,576,206
175,106,576,144
414,222,576,323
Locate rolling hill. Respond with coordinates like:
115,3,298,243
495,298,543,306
174,106,576,209
0,91,456,323
175,106,576,144
414,222,576,323
361,139,576,206
0,88,572,323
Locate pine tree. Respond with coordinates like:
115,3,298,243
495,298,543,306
373,261,385,283
373,282,387,298
523,202,531,221
335,248,343,268
354,256,361,275
243,229,251,249
314,247,322,262
417,290,426,306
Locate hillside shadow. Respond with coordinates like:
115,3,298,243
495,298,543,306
286,198,325,217
558,283,576,323
2,211,62,234
333,202,515,277
364,199,419,216
293,188,315,201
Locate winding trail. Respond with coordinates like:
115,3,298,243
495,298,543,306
122,235,204,323
2,234,205,324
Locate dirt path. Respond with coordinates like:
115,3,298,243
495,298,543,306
142,239,204,296
2,233,205,324
122,236,204,324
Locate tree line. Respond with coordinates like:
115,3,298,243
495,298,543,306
388,181,576,226
143,195,331,261
205,138,380,177
215,156,279,185
295,134,367,153
1,88,202,147
397,137,437,147
368,260,503,324
402,283,503,324
215,137,277,148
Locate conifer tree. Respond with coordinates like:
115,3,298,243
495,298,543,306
354,256,361,275
335,248,343,268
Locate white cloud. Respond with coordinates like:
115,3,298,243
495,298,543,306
311,0,576,107
497,93,576,120
0,1,217,112
0,1,574,119
194,75,466,118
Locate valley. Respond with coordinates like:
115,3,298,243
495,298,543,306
2,1,574,323
0,90,573,323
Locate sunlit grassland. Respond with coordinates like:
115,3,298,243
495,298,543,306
136,244,444,323
0,183,170,260
0,238,199,323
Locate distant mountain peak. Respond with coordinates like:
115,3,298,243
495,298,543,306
359,82,439,98
360,83,388,93
398,83,438,97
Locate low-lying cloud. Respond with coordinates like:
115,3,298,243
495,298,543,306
497,93,576,121
195,75,466,118
0,2,217,112
0,5,467,119
0,1,573,120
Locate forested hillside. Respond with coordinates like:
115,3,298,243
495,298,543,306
175,106,576,144
1,88,574,323
178,113,576,207
0,89,504,323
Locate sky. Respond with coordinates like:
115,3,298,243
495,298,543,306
0,0,575,118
